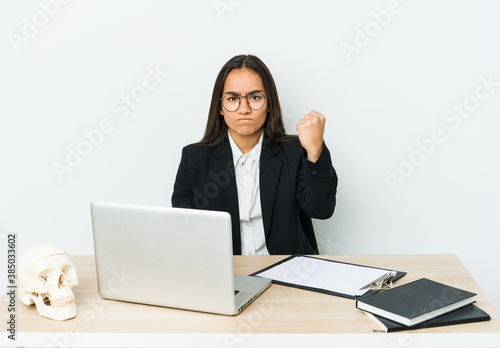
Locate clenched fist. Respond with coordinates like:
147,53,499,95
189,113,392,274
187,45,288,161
296,110,325,163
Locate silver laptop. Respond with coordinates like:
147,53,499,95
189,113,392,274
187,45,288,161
90,202,271,315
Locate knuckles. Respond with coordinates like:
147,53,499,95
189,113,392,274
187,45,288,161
297,111,326,130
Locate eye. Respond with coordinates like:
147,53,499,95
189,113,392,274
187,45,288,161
250,94,266,101
226,96,237,102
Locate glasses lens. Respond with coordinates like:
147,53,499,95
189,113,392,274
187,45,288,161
222,96,239,112
248,94,265,110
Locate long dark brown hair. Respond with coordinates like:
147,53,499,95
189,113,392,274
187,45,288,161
197,54,293,147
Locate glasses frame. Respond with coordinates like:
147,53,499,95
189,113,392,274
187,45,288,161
220,93,268,112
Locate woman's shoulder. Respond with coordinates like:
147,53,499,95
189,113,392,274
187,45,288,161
274,135,302,151
182,143,206,151
181,141,225,157
262,135,304,160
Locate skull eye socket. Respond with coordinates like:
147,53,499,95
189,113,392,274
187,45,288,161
58,273,67,288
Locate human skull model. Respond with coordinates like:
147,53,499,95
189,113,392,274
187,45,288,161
17,244,79,320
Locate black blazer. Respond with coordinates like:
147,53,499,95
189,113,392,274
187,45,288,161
171,136,338,255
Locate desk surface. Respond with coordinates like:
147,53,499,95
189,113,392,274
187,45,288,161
1,254,499,347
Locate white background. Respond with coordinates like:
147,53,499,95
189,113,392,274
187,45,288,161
1,0,499,312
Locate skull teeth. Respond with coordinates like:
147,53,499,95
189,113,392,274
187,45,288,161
49,296,75,308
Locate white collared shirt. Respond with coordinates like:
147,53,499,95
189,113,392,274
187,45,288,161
228,131,270,256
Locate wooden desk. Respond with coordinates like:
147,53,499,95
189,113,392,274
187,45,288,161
1,255,499,347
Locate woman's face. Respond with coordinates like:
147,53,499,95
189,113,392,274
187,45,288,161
220,68,268,142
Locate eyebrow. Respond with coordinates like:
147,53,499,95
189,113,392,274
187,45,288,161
223,90,265,96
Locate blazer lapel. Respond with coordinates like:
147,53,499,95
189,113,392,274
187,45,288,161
213,138,241,253
260,140,282,238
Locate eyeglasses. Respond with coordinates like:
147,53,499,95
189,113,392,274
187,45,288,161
220,93,267,112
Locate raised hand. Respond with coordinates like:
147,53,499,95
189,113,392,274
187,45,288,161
296,110,325,163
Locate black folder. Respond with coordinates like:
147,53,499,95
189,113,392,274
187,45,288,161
251,255,406,300
364,304,490,332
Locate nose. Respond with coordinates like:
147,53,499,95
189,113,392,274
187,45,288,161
238,96,251,113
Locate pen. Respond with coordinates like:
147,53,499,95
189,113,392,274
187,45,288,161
359,272,393,290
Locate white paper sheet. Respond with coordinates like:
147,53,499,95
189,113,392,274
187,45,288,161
255,256,397,297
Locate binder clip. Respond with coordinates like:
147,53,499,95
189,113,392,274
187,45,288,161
360,272,395,292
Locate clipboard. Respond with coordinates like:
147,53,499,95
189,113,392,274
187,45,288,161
250,255,406,300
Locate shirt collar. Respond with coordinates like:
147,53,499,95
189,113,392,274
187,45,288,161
228,130,264,167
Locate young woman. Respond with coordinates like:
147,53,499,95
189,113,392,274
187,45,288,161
172,54,338,255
